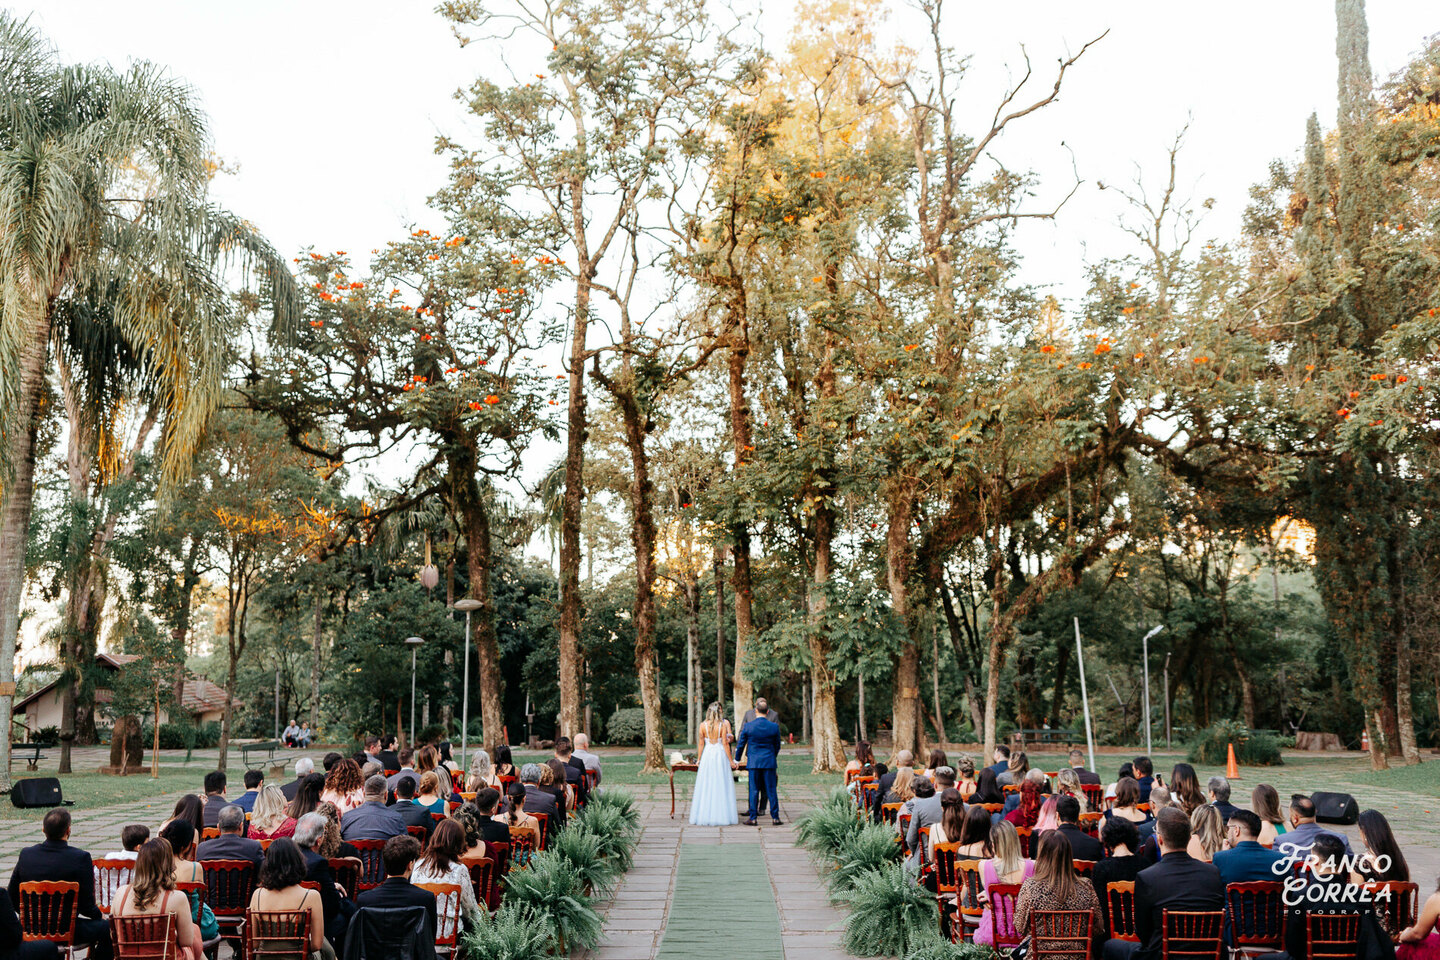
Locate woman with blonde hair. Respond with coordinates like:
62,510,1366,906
466,748,500,792
320,758,364,814
111,838,202,960
416,771,447,818
1187,804,1225,862
884,766,916,806
997,751,1029,787
973,820,1035,947
1055,768,1088,814
955,756,978,800
689,701,738,826
249,786,297,840
312,802,359,860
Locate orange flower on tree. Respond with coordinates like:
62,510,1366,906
904,344,919,351
469,401,482,411
1078,361,1092,370
1370,373,1388,381
1040,344,1056,354
1338,408,1351,418
1122,306,1135,314
484,394,500,404
1349,390,1360,398
1397,375,1409,383
1193,356,1209,364
1094,342,1112,354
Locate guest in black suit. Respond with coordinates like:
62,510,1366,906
377,735,401,773
201,770,229,828
196,805,264,868
1282,833,1390,960
553,737,590,806
0,886,57,959
391,777,435,840
8,809,110,960
353,835,436,942
1205,776,1240,823
282,757,315,802
294,812,353,949
1101,806,1224,960
1054,795,1105,862
1068,749,1102,786
471,789,512,848
1091,817,1143,937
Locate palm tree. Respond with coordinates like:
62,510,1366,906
0,15,298,784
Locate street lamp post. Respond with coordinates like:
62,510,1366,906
453,599,483,771
404,637,425,748
1142,625,1164,756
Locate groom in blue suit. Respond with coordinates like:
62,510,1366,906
736,701,782,826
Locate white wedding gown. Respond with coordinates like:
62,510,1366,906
689,729,739,826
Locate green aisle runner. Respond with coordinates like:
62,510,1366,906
655,843,784,960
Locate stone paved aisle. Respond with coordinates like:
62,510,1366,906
581,798,846,960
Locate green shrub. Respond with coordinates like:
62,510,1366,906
141,721,221,750
583,787,641,836
837,863,938,957
903,935,992,960
460,902,551,960
548,826,619,898
500,853,603,955
416,723,450,745
827,821,904,897
34,726,58,744
1186,720,1283,766
796,790,864,862
605,708,645,745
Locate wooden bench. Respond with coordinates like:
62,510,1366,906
239,740,282,772
1010,729,1080,748
8,743,52,771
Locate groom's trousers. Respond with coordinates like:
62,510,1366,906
747,766,779,821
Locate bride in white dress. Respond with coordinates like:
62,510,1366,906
689,702,739,826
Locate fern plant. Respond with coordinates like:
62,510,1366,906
460,902,552,960
902,933,993,960
826,821,903,897
501,852,604,955
836,863,939,957
584,787,641,837
572,803,637,872
548,824,620,898
796,791,864,863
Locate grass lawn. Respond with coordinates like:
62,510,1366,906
0,769,204,821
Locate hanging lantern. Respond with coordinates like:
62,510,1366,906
419,537,440,590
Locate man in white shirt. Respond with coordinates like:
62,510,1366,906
571,733,602,786
282,719,300,746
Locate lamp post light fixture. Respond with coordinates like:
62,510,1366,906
453,599,483,770
404,637,425,748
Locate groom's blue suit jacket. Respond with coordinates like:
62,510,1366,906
736,717,781,770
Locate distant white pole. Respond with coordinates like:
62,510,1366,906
1074,617,1095,773
1142,626,1164,757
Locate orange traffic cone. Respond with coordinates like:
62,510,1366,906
1225,742,1240,780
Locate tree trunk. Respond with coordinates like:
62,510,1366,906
218,562,249,772
858,674,867,741
452,461,503,749
684,574,701,745
556,271,590,742
713,545,727,712
931,621,947,744
1396,627,1419,764
981,625,1005,761
309,588,325,734
1048,640,1071,730
808,482,846,773
0,307,57,789
886,490,922,756
727,341,756,728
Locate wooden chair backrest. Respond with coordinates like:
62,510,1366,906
1306,913,1362,960
1224,881,1285,949
1014,825,1033,858
954,861,984,917
1160,909,1223,960
880,802,902,825
1106,881,1139,942
198,859,257,917
1364,880,1419,939
111,911,176,960
460,857,495,910
1030,909,1093,960
1071,859,1097,876
246,908,311,960
988,883,1024,948
326,858,360,900
346,839,387,892
413,882,463,947
931,843,961,893
94,857,135,914
17,880,80,945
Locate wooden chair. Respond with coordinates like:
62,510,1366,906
1106,881,1139,942
326,858,361,900
1030,909,1092,960
1364,880,1419,939
978,803,1004,814
245,908,312,960
916,826,931,870
1306,913,1361,960
384,769,399,777
482,844,510,905
1081,783,1103,810
1160,909,1223,960
110,911,175,960
1136,802,1151,813
953,858,985,944
532,811,550,851
880,802,902,826
201,828,220,841
459,792,477,802
175,881,222,957
1224,881,1285,956
897,814,913,855
460,857,495,913
347,839,388,892
859,782,880,818
257,839,273,851
414,882,463,956
987,882,1024,949
93,857,135,914
17,880,80,957
198,859,258,941
406,825,428,841
1078,812,1102,838
508,828,537,867
1014,825,1033,858
498,775,518,793
1071,859,1097,876
930,843,960,938
430,811,447,824
1002,784,1020,796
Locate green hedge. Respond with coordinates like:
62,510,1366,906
1186,720,1283,766
606,707,645,745
140,721,222,750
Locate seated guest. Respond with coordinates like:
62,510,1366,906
543,759,575,815
360,760,384,782
1186,804,1225,863
1034,796,1061,833
1069,748,1101,786
466,749,500,792
973,821,1034,948
1106,777,1154,847
1354,809,1410,883
1131,756,1155,802
170,794,204,833
518,763,560,837
1252,783,1288,847
844,741,874,779
872,750,914,821
882,766,916,810
313,802,361,860
201,770,228,827
285,773,326,821
1278,795,1353,859
955,756,978,800
1054,794,1104,862
248,785,297,840
247,839,333,960
353,835,437,944
385,750,420,796
377,735,401,773
414,772,448,818
282,757,315,802
158,820,219,946
921,748,948,780
282,719,301,747
449,806,489,861
297,722,313,747
102,823,150,862
571,734,602,786
197,804,264,869
492,743,517,780
927,788,965,848
1091,818,1142,936
972,766,1004,807
322,752,343,773
233,770,264,814
1014,831,1105,942
1206,776,1239,823
952,805,993,859
497,782,543,865
293,813,352,950
906,772,947,866
554,737,590,805
321,758,366,814
1056,768,1090,813
9,809,112,960
0,884,58,960
1213,811,1284,886
1282,833,1389,959
341,775,408,841
392,776,434,839
1146,783,1173,812
1168,763,1205,816
1399,874,1440,958
415,745,452,798
1004,769,1049,816
1004,778,1044,829
1101,806,1223,960
470,788,512,849
362,736,382,766
997,751,1029,787
438,742,462,783
1105,762,1135,804
986,745,1012,778
111,839,201,960
409,820,483,931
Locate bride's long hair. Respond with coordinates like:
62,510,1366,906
705,702,722,730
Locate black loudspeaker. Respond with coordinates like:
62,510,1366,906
10,777,71,809
1311,791,1359,825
